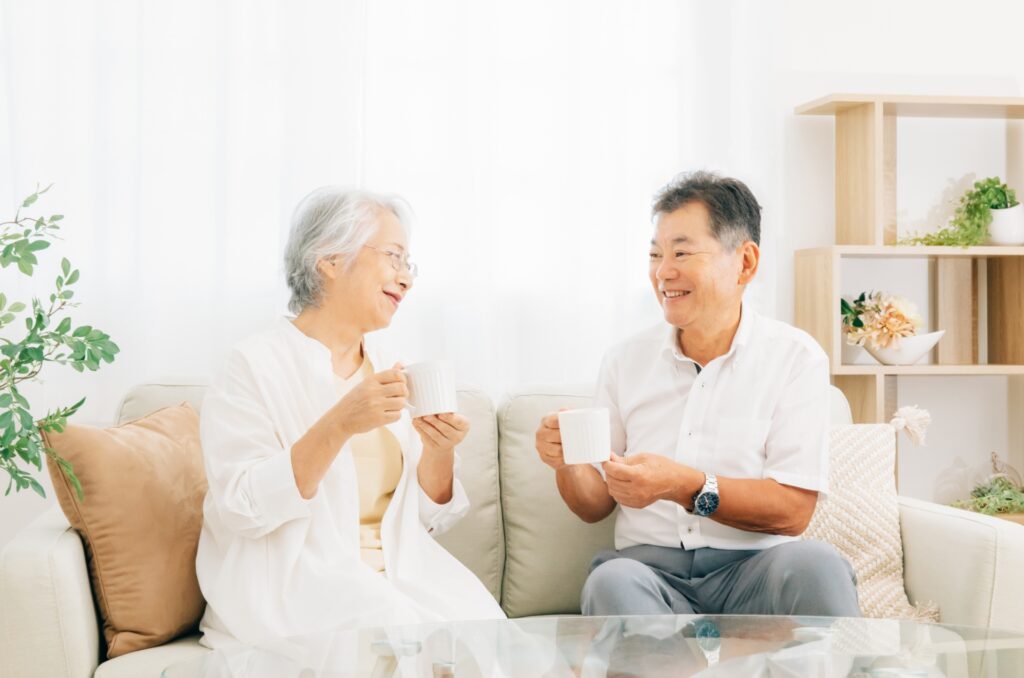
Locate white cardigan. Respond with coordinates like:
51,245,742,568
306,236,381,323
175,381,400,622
195,318,505,648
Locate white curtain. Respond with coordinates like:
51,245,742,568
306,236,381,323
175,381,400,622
0,0,780,424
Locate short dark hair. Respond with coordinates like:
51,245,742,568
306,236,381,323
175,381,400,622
652,171,761,250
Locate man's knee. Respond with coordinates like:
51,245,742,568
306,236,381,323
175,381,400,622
764,540,859,616
768,541,854,584
581,557,663,616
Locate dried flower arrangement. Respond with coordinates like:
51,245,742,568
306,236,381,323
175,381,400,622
840,291,923,350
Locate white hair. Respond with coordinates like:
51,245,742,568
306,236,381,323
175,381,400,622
284,186,413,314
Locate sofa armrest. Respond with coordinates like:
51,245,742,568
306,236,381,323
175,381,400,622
0,505,100,678
899,496,1024,631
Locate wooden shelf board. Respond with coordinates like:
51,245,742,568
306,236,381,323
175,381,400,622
833,364,1024,376
796,93,1024,119
799,245,1024,258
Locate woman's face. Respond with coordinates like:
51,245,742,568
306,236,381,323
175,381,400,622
320,208,413,333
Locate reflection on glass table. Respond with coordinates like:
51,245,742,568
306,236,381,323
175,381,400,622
161,614,1024,677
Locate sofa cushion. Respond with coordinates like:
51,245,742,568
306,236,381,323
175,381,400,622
803,424,939,620
497,385,615,617
94,635,208,678
116,382,207,425
434,388,504,601
43,403,208,658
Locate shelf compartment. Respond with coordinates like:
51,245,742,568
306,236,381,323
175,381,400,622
795,93,1024,247
795,246,1024,375
989,257,1024,364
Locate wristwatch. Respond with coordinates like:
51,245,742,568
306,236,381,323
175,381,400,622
694,618,721,666
691,473,719,517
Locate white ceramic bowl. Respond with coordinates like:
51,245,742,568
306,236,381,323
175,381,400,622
863,330,945,366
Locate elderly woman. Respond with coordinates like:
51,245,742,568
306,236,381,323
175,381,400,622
195,187,505,648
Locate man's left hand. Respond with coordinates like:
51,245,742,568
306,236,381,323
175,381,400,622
603,453,699,509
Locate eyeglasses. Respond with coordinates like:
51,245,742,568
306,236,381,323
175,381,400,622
363,244,418,278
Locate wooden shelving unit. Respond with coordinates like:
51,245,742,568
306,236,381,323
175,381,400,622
794,94,1024,427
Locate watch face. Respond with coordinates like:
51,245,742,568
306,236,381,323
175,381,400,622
695,619,722,653
694,619,721,641
696,492,719,516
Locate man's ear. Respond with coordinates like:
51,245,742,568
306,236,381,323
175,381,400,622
737,241,759,285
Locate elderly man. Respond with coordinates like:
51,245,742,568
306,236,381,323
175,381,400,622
535,171,860,618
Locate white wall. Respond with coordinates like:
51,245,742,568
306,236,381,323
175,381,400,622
3,0,1024,549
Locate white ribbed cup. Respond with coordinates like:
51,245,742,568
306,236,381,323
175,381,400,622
404,361,458,417
558,407,611,465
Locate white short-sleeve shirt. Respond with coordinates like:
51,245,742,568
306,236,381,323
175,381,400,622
595,305,830,551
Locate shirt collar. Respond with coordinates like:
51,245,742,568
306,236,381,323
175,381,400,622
661,303,755,367
281,316,332,360
282,316,382,372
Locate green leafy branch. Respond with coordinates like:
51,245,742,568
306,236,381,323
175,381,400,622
901,176,1019,247
0,185,120,499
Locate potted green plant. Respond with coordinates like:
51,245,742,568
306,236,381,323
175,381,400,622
952,476,1024,525
902,176,1020,247
985,179,1024,245
1,185,119,498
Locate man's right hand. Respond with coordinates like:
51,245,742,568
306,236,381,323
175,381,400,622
535,411,567,470
536,410,617,523
334,365,408,437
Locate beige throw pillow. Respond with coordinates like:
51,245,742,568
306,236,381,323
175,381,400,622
43,403,208,658
802,423,938,621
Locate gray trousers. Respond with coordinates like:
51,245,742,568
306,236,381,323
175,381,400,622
581,540,861,618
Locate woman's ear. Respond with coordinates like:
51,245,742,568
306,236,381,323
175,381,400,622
317,256,339,280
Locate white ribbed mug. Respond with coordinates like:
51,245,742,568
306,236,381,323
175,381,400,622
404,361,458,417
558,407,611,465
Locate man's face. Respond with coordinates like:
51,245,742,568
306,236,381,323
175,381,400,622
648,201,750,330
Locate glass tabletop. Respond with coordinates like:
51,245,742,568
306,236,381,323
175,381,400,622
162,614,1024,677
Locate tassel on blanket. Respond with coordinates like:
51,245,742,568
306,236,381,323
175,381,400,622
890,405,931,446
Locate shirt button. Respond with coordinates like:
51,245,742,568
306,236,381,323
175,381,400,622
688,431,693,437
700,383,706,389
687,526,694,534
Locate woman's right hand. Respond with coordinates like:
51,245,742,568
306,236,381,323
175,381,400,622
334,364,408,437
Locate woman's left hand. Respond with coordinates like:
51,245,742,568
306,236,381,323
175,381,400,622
413,413,470,454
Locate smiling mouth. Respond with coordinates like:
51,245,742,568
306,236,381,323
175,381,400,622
662,290,692,300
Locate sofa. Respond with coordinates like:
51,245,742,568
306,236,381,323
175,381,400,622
3,383,1024,678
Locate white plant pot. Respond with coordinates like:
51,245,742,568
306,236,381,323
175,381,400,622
988,203,1024,246
863,330,945,366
